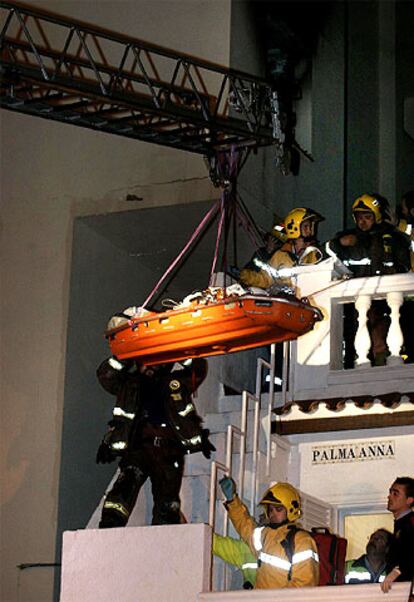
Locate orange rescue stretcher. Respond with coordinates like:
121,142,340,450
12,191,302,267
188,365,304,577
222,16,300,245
106,292,323,366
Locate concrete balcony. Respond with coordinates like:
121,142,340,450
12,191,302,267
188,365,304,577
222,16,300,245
287,258,414,402
199,582,411,601
60,524,411,602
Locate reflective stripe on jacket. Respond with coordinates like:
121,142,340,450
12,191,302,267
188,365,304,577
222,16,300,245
345,555,386,583
225,495,319,589
213,533,257,586
96,357,207,454
240,242,321,289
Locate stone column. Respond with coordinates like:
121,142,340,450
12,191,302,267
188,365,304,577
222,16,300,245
386,291,404,366
354,295,371,367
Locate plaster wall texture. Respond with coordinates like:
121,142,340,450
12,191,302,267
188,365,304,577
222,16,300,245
0,2,231,601
298,433,414,508
250,1,346,241
396,1,414,196
60,523,212,602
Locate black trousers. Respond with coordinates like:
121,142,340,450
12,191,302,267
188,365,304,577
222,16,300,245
343,301,390,367
100,432,185,528
343,300,413,367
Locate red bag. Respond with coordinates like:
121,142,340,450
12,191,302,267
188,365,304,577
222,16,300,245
311,527,347,585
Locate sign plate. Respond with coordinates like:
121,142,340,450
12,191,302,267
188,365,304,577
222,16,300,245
311,440,395,465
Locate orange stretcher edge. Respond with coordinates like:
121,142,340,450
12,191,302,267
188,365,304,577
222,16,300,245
106,293,323,366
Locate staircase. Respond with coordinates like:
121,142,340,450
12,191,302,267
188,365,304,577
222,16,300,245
183,393,271,524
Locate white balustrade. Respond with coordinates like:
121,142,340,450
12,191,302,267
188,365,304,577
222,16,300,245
386,291,405,365
286,259,414,401
354,295,371,367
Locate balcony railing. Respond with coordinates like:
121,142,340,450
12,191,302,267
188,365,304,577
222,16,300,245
285,258,414,403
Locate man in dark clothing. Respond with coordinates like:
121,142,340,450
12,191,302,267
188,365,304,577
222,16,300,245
345,528,392,584
329,194,410,278
382,476,414,593
328,193,411,367
96,356,215,527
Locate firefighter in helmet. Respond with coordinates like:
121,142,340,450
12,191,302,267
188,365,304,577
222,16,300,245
219,477,319,589
328,193,410,366
328,193,410,277
96,356,215,527
239,207,324,290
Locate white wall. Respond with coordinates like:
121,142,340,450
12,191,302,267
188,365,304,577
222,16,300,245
0,2,231,601
60,524,212,602
298,433,414,508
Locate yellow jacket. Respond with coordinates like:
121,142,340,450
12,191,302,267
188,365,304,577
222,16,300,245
226,495,319,589
240,242,321,289
212,533,257,586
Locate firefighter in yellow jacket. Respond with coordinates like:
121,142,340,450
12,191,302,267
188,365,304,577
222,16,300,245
219,477,319,589
239,207,324,290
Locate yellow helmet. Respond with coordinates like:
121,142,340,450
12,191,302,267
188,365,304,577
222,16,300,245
352,194,382,224
271,224,288,243
259,482,302,522
284,207,324,239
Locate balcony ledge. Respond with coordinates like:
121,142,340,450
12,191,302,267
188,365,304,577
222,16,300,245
199,582,411,601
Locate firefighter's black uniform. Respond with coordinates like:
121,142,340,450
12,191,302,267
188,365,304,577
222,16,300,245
329,221,410,278
96,357,213,527
329,222,411,366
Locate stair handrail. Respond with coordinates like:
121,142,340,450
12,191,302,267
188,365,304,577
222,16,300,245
208,342,281,527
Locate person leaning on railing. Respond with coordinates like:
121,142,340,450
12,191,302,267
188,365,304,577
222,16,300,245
218,477,319,589
344,528,392,584
239,208,325,291
381,477,414,593
327,193,411,367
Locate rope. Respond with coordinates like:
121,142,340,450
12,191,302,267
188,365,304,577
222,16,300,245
235,190,264,244
141,198,220,309
209,194,226,285
304,276,350,298
235,199,263,250
142,146,259,305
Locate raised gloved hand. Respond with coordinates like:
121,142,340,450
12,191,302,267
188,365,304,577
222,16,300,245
219,476,236,501
201,429,216,459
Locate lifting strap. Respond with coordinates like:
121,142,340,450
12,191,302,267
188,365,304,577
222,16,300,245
141,198,221,309
142,146,264,309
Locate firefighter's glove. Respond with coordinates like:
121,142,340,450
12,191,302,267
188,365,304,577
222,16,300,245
96,441,117,464
219,476,236,501
201,429,216,459
96,422,128,464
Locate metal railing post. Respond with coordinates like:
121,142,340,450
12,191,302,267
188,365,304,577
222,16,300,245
266,344,276,477
208,343,280,591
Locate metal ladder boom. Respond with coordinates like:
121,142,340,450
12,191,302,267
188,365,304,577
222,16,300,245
0,1,280,156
